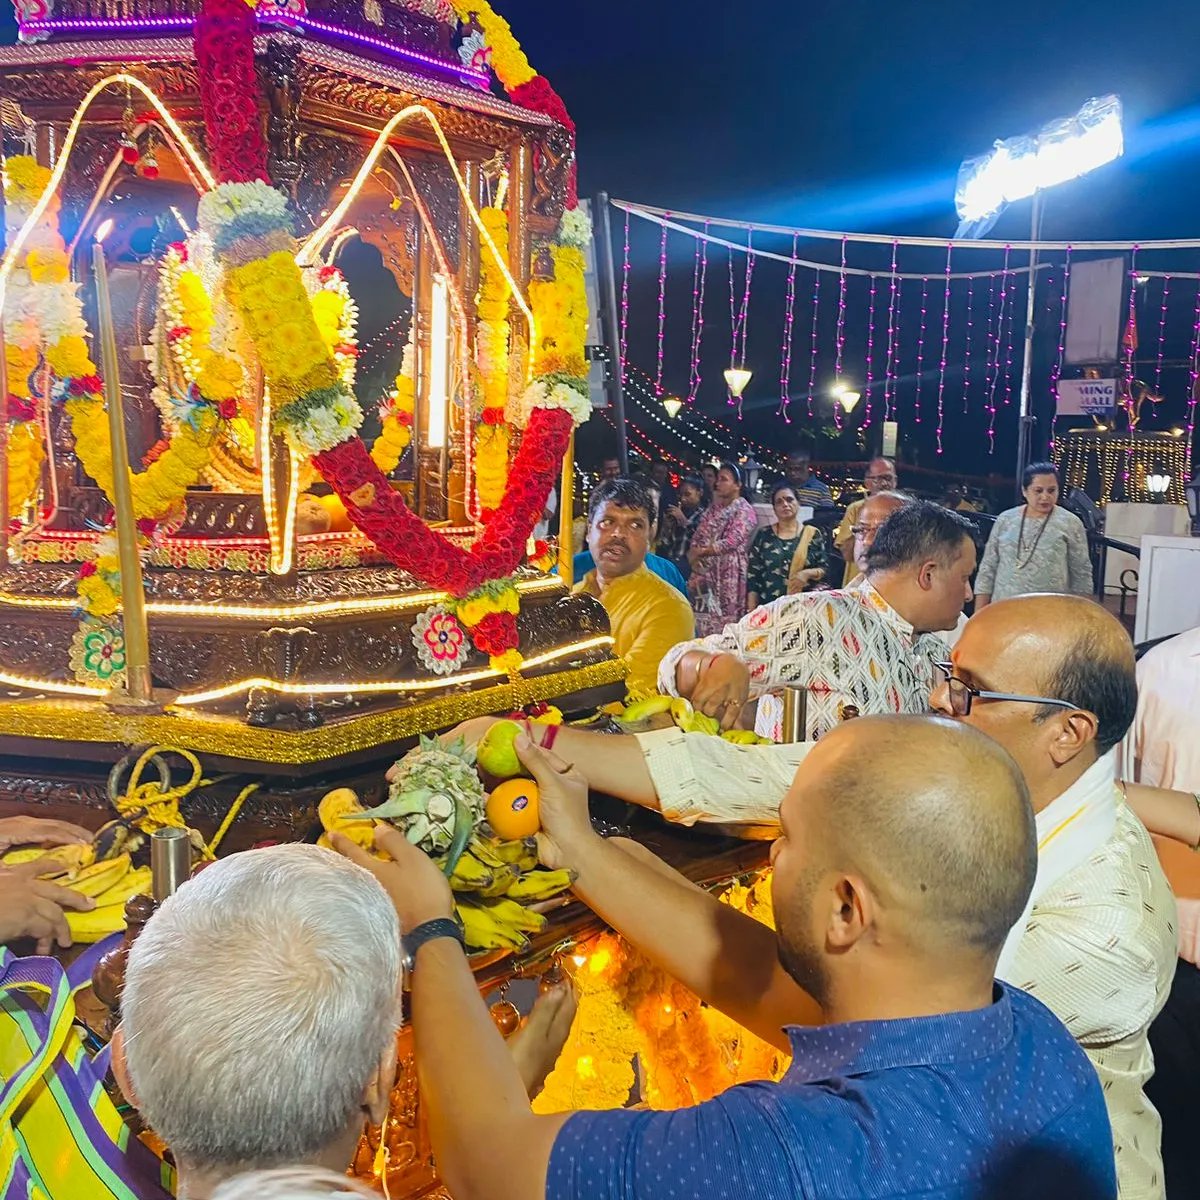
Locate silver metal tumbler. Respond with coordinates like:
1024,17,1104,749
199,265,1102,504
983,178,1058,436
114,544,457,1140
780,687,808,744
150,827,191,902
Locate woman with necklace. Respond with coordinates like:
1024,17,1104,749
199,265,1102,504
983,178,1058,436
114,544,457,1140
746,482,827,609
687,461,758,636
975,462,1093,608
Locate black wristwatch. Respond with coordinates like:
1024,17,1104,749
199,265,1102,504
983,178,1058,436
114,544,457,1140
401,917,466,975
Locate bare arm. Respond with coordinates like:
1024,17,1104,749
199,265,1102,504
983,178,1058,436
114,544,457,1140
1123,782,1200,848
521,735,820,1051
333,828,566,1200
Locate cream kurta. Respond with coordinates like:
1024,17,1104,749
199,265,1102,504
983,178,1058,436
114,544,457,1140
1005,799,1176,1200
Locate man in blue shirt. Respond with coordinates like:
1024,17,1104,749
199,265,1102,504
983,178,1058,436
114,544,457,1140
783,445,834,508
334,715,1116,1200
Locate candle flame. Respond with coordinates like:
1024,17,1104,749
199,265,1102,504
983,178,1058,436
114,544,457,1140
94,218,114,245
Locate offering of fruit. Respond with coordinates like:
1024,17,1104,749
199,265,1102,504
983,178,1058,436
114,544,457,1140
476,719,524,780
316,787,375,850
486,778,541,841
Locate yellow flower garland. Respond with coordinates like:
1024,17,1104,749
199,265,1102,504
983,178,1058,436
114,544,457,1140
448,0,536,89
475,206,512,511
533,874,791,1115
530,244,588,379
371,332,415,474
5,419,45,517
67,396,220,521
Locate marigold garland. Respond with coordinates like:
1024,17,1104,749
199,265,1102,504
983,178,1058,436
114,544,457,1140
476,206,512,512
370,331,415,474
533,875,791,1116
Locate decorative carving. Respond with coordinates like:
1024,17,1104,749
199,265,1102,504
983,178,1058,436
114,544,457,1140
529,124,572,229
265,36,304,197
357,198,417,296
293,130,362,229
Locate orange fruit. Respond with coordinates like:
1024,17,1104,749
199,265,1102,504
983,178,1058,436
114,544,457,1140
486,778,540,840
318,492,352,532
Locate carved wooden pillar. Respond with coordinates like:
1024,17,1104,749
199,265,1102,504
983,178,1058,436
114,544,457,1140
265,39,303,204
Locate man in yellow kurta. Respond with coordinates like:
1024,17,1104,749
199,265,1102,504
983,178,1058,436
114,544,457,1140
574,478,695,697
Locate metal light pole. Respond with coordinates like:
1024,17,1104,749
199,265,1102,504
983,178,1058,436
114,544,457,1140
1014,191,1044,499
595,191,629,474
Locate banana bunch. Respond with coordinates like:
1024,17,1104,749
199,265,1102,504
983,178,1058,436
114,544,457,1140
616,695,771,744
315,786,575,955
1,846,153,944
441,833,575,954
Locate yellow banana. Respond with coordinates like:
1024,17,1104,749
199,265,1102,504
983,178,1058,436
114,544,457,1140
721,729,762,745
447,851,495,892
92,865,152,908
456,901,529,953
482,896,548,935
669,697,695,724
487,837,539,872
2,844,95,876
474,865,521,898
685,710,721,737
505,868,576,902
66,854,131,899
318,788,375,850
464,834,510,871
66,904,129,944
620,695,674,722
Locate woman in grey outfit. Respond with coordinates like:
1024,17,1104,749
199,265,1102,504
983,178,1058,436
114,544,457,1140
974,462,1093,608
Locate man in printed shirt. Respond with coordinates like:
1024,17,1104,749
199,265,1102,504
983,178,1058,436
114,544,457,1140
573,478,694,697
659,500,975,740
341,717,1116,1200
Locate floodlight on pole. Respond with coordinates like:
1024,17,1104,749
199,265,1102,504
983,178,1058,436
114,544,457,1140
954,95,1124,501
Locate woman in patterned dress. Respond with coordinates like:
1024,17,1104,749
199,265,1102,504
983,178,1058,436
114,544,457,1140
746,483,828,609
974,462,1093,607
687,462,759,636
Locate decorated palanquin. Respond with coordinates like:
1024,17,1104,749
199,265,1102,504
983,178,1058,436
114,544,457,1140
0,0,621,844
0,4,776,1195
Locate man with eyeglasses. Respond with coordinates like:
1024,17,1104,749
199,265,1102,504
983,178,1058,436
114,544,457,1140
834,457,897,584
928,594,1175,1200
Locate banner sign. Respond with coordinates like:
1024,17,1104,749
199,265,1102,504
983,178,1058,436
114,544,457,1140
1057,378,1117,416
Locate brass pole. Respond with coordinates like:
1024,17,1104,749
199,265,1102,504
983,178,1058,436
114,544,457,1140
93,236,153,703
557,433,575,585
0,328,9,570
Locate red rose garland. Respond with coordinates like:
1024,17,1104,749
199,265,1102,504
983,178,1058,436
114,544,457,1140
195,0,269,184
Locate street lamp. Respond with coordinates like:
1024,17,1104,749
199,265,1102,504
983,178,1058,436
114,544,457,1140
1145,472,1171,504
954,95,1124,499
833,382,862,415
662,395,683,418
740,455,762,498
724,367,752,399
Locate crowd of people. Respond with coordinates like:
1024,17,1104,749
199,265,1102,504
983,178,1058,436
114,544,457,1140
3,445,1199,1200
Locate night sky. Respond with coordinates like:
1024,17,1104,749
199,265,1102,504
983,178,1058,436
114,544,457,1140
4,0,1200,483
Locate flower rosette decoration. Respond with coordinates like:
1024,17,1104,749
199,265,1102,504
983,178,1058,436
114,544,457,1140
68,621,127,688
412,605,468,677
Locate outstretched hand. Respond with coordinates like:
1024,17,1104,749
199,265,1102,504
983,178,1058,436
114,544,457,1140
513,734,597,871
0,872,95,955
330,824,455,932
0,816,92,853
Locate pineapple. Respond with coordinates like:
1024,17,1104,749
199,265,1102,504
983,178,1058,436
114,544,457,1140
345,736,484,854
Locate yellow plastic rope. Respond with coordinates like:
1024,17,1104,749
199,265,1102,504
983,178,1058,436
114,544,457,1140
112,745,257,860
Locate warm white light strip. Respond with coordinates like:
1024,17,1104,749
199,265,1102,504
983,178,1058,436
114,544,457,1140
0,671,108,698
0,73,216,314
171,636,615,706
427,273,450,450
296,103,534,333
0,577,564,620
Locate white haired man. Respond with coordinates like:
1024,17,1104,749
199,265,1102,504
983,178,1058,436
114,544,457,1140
114,845,403,1199
114,844,572,1199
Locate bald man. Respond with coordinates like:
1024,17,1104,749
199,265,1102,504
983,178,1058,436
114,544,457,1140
930,596,1175,1200
366,717,1115,1200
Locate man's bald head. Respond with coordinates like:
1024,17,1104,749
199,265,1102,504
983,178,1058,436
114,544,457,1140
772,715,1036,1000
968,595,1136,754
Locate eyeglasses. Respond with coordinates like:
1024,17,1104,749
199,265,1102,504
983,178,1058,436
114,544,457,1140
932,662,1080,718
865,474,896,484
850,524,884,538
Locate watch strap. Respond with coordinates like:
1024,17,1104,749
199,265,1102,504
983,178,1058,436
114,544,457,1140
402,917,466,969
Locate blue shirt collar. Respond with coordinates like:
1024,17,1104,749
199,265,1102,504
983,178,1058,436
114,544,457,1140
783,983,1014,1082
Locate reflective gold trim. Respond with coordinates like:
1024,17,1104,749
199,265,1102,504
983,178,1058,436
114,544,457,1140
0,660,626,765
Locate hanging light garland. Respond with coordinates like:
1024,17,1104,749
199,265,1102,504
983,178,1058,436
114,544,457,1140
962,274,976,415
687,220,709,405
863,272,878,427
778,233,798,422
1047,248,1071,459
936,247,953,454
